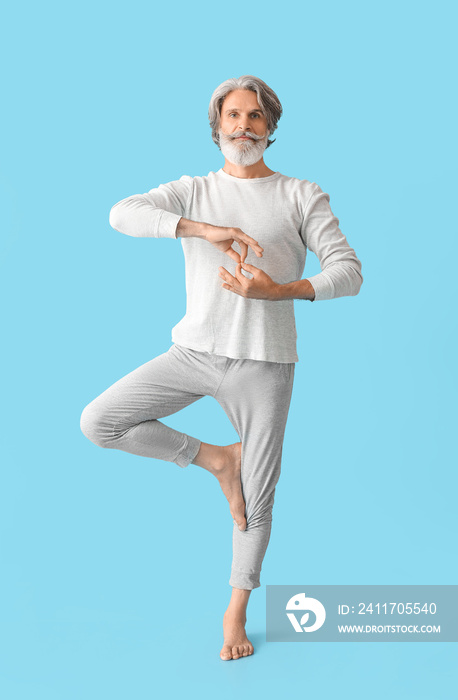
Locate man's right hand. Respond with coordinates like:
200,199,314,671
204,225,264,263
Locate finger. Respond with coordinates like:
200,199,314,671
220,266,243,293
222,282,243,296
245,235,264,256
246,241,264,258
242,232,263,249
240,262,257,272
234,262,246,283
218,266,236,283
238,263,253,281
240,241,248,263
224,247,242,263
234,233,264,258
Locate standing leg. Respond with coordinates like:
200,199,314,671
217,358,295,590
215,357,295,659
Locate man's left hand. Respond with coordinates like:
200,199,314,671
218,262,279,300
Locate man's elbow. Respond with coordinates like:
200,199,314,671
109,203,121,232
351,267,363,296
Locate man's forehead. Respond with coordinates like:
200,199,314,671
222,90,262,111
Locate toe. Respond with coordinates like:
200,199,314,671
220,646,232,660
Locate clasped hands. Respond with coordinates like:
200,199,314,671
205,224,279,301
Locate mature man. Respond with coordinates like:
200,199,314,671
80,75,363,661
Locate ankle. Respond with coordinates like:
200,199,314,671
224,608,247,624
192,442,225,473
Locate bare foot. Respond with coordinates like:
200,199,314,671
214,442,246,531
220,611,254,660
192,441,246,530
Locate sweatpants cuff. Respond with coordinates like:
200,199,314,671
175,435,201,468
229,569,261,590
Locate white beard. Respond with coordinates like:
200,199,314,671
218,128,269,167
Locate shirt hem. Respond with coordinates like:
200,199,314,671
171,337,298,364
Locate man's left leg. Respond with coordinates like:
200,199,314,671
214,356,295,659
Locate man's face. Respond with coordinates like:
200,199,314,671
218,89,270,167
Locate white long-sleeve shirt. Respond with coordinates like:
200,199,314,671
109,168,363,363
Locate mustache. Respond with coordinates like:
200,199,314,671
220,130,266,142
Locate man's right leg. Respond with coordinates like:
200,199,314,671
80,344,209,468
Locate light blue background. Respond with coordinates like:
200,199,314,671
1,0,456,697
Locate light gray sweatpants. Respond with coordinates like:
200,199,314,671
80,343,295,590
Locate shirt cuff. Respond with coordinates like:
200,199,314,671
305,273,335,301
154,210,182,238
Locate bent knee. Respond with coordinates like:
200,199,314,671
80,402,113,447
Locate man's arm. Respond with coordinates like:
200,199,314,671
219,185,363,302
175,217,209,238
108,177,254,249
273,278,316,301
109,175,193,238
282,184,363,302
109,175,264,262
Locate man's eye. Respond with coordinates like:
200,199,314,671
228,113,261,118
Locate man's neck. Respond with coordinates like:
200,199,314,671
222,161,276,179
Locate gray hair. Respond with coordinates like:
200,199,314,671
208,75,283,150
